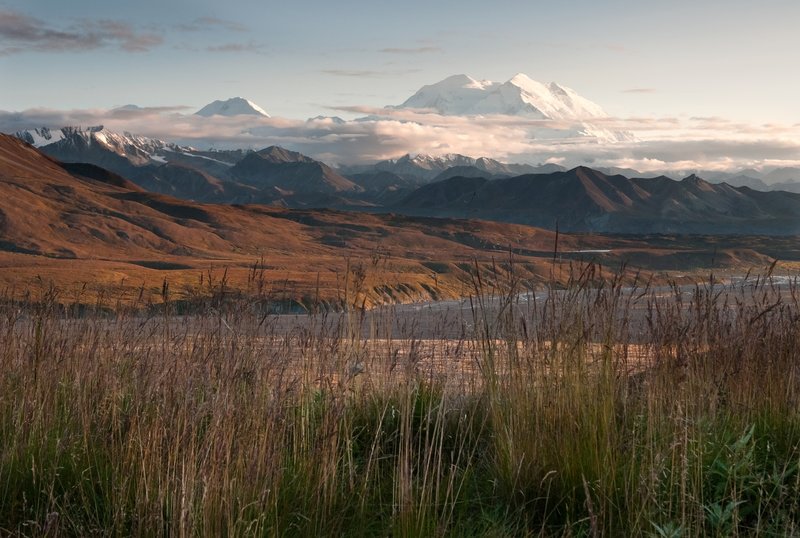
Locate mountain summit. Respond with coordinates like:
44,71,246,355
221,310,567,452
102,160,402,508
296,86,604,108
397,73,606,120
195,97,270,118
395,73,630,142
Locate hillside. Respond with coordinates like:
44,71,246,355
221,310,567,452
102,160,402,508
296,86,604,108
0,134,612,306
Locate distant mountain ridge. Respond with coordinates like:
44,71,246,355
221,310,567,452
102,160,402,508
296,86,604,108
9,125,800,233
342,153,562,182
394,166,800,234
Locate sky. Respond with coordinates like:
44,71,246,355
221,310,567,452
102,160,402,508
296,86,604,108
1,0,800,172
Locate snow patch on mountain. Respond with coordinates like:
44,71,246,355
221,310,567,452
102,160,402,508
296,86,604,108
14,127,66,147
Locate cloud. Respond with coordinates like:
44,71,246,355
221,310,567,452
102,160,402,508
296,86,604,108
379,46,442,54
194,17,247,32
2,104,799,173
109,105,194,118
0,10,163,55
206,41,266,54
173,17,259,53
321,69,422,78
621,88,657,94
176,17,247,33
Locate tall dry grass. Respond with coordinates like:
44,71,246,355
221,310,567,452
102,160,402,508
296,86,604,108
1,265,800,536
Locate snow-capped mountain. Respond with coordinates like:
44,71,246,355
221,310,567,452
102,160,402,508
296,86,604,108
397,73,606,120
395,73,631,142
384,153,488,175
399,75,502,116
195,97,270,118
477,74,606,120
346,152,556,182
307,115,346,125
16,126,185,165
14,127,67,147
12,125,253,187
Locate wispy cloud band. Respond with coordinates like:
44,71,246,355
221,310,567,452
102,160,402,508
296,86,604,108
0,10,163,55
379,46,442,54
321,68,422,78
1,105,799,174
621,88,657,94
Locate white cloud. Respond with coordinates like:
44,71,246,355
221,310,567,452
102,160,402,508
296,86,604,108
1,104,799,173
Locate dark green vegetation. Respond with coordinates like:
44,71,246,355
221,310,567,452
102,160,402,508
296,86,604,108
2,269,800,536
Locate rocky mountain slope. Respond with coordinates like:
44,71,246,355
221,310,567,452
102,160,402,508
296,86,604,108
394,166,800,234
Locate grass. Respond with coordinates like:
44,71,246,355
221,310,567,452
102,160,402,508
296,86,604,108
1,264,800,536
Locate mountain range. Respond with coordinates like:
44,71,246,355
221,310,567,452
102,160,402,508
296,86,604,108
9,75,800,187
394,167,800,234
9,125,800,235
3,131,800,307
340,153,563,182
0,131,638,305
7,119,800,234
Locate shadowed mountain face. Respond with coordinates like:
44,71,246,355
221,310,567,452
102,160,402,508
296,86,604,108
230,146,361,195
431,165,508,182
394,166,800,234
130,163,261,203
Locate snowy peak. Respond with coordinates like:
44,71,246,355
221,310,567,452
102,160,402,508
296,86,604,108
308,115,346,124
14,126,196,168
397,75,501,115
367,152,551,182
63,126,174,154
404,153,480,169
487,75,607,120
195,97,270,118
381,153,492,172
14,127,67,147
438,74,498,91
397,73,607,120
394,73,631,142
